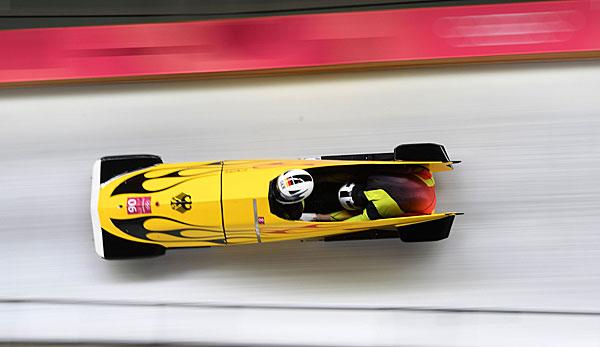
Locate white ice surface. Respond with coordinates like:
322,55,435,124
1,61,600,345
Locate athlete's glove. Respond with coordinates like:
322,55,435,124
300,213,318,221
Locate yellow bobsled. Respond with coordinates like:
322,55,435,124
90,143,461,259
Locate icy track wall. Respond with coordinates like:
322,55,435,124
1,61,600,346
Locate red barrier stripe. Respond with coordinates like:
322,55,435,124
1,0,599,85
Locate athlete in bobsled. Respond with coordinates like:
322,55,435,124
271,167,436,222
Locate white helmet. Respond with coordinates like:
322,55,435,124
276,169,314,204
338,183,360,210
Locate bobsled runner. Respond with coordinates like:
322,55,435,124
90,143,461,259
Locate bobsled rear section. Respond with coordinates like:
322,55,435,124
318,143,461,243
321,143,453,162
324,213,459,243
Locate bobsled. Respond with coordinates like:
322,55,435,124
90,143,461,259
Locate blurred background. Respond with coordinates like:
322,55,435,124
1,0,600,346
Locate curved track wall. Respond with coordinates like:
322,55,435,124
1,61,600,345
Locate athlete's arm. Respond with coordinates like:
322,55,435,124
301,210,361,221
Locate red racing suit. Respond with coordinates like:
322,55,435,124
336,166,436,221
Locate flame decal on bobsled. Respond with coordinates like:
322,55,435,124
111,166,221,196
111,216,225,244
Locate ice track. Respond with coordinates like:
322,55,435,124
1,61,600,346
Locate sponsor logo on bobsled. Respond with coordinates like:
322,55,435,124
126,196,151,215
257,217,265,225
171,193,192,213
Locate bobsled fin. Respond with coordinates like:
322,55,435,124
398,214,457,242
394,143,451,162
